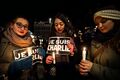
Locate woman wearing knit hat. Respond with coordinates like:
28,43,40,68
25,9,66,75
79,7,120,80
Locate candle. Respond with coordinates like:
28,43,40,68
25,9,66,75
52,52,56,64
56,46,59,54
56,37,60,54
82,47,87,60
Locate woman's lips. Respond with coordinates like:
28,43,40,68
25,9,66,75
20,31,24,33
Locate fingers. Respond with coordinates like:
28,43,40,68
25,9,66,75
79,64,89,76
80,60,93,71
79,60,93,76
79,64,89,72
67,42,73,49
46,55,53,64
46,60,52,64
67,43,75,55
80,62,90,69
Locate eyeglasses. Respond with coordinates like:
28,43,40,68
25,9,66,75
15,22,28,30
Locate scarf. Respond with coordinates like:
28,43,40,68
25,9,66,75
4,28,32,47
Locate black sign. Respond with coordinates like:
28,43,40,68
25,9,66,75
13,46,43,64
47,37,70,54
47,37,70,63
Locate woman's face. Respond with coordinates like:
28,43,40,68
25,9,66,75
96,17,114,33
54,18,65,33
11,18,29,36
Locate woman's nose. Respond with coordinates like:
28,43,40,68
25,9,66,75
57,25,61,28
21,27,26,30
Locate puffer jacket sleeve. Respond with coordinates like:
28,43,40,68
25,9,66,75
88,41,120,80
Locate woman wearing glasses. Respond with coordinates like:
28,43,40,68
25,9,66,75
79,6,120,80
0,16,46,80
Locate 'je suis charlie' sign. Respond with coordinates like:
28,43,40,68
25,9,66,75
47,37,70,63
13,46,43,64
47,37,70,54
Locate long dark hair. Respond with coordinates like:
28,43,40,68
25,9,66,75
50,13,74,37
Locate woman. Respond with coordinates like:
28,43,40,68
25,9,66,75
79,7,120,80
0,16,46,80
0,16,33,80
44,13,80,80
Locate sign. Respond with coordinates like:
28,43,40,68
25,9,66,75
13,46,43,64
47,37,70,63
47,37,70,54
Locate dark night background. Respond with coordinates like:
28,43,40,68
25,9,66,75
0,0,119,31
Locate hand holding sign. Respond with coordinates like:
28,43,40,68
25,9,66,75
67,41,74,56
46,55,53,64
